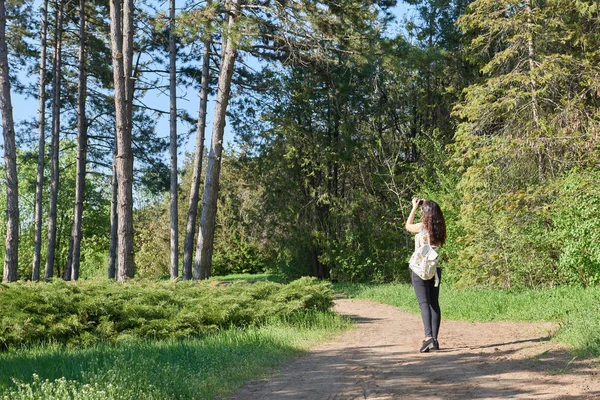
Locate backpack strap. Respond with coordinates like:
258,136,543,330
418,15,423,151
419,227,430,246
421,227,440,249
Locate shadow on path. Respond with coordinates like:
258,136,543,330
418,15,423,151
231,299,600,400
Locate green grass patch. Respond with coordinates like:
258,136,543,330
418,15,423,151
335,282,600,357
0,311,352,399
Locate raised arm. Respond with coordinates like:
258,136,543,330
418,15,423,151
405,198,423,234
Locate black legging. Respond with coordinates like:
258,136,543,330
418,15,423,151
411,268,441,339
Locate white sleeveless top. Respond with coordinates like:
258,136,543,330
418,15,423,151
415,228,438,249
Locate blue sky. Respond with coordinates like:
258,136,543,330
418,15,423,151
9,2,415,163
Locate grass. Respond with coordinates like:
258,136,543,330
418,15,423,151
0,275,348,398
335,282,600,357
0,311,352,399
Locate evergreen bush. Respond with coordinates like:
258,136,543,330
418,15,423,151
0,277,333,351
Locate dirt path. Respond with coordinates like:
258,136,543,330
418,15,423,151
231,299,600,399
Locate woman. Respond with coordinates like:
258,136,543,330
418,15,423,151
405,198,447,353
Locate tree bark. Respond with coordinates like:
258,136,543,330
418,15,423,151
45,0,64,281
32,0,49,282
0,0,19,283
109,0,135,280
168,0,178,279
63,236,73,280
193,0,240,280
107,157,118,279
182,37,211,280
69,0,87,281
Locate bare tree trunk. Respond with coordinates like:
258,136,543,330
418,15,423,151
63,236,73,280
182,37,211,280
193,0,240,280
107,157,118,279
526,0,543,180
69,0,87,281
109,0,135,280
168,0,178,279
32,0,49,282
45,0,64,281
0,0,19,283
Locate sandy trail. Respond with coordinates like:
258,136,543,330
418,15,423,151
230,298,599,399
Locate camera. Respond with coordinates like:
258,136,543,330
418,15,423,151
418,199,424,206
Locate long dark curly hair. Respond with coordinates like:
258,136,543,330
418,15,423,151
421,200,446,246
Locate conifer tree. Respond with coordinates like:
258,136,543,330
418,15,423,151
67,0,88,281
194,0,241,280
45,0,64,281
32,0,49,282
0,0,19,282
169,0,178,279
109,0,135,280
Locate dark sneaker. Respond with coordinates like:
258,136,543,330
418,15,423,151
420,338,435,353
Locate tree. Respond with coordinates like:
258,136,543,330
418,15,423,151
225,2,408,282
182,36,211,280
0,0,19,282
168,0,178,279
31,0,49,282
108,153,117,279
448,0,600,287
67,0,88,281
193,0,240,280
109,0,135,280
44,0,64,281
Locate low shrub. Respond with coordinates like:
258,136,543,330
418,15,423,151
0,277,333,351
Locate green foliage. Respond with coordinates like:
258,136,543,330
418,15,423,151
133,200,171,278
434,167,600,288
132,151,272,279
0,147,111,281
0,311,351,399
0,277,333,350
213,272,288,284
337,282,600,356
5,0,599,291
440,0,600,288
212,231,267,276
545,170,600,286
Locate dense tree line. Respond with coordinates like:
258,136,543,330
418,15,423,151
1,0,600,288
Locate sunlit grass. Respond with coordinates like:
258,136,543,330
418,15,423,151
0,311,352,399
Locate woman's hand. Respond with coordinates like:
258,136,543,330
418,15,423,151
406,198,423,233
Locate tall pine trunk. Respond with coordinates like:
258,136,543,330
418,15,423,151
109,0,135,280
193,0,240,280
63,236,73,280
182,37,210,280
107,156,118,278
45,0,63,281
0,0,19,283
32,0,49,282
68,0,87,281
168,0,178,279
